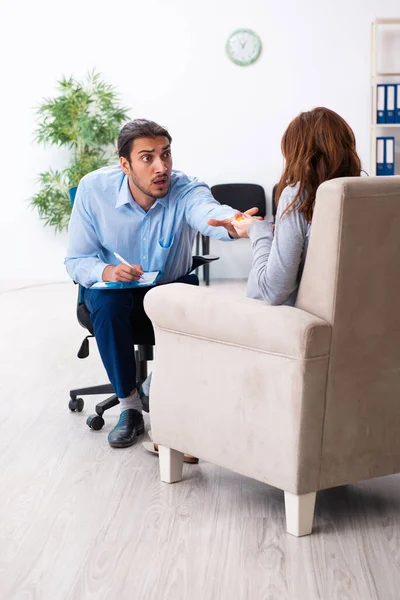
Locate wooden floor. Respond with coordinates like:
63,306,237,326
1,280,400,600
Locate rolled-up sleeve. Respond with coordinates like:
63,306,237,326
64,180,109,287
184,184,236,241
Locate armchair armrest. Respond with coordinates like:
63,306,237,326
145,284,331,359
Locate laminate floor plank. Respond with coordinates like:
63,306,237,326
1,281,400,600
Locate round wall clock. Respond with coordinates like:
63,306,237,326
226,28,262,66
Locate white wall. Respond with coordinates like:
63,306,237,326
1,0,399,281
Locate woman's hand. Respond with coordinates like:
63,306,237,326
231,215,260,238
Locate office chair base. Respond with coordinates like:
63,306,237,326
70,383,114,398
87,414,106,430
69,397,84,412
93,394,120,416
85,394,120,430
69,346,153,428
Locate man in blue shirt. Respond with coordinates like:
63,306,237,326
65,119,259,449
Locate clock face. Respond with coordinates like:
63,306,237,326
226,28,262,66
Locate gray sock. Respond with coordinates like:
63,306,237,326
119,390,143,413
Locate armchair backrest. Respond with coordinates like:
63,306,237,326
296,176,400,489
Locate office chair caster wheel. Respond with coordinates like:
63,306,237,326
87,414,105,430
69,397,84,412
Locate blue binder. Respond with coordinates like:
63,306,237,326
385,84,396,124
376,137,385,175
377,84,385,123
396,84,400,123
384,137,395,175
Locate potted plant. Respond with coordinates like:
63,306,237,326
31,71,130,231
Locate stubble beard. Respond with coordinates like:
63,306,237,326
130,169,170,200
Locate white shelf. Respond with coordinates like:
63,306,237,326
374,18,400,25
371,20,400,175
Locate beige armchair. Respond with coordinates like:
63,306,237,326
144,176,400,536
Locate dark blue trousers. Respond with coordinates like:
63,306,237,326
82,274,198,399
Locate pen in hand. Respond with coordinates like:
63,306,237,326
113,252,144,279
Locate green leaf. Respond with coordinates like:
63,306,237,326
30,169,72,232
31,70,131,231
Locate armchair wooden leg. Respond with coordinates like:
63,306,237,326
158,445,184,483
284,491,316,537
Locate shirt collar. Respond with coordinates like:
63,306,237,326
115,174,170,209
115,175,132,208
156,195,169,208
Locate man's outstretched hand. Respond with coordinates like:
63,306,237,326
208,207,262,238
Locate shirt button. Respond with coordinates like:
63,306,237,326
143,256,147,259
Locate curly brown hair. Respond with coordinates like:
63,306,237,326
275,107,361,222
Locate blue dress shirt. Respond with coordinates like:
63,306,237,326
65,166,236,287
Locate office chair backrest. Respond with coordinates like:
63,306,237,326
211,183,266,218
69,186,78,206
68,186,92,329
272,184,278,219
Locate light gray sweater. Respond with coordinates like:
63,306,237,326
246,183,311,306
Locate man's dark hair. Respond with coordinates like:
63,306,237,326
117,119,172,161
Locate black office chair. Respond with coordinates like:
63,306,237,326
272,183,278,221
196,183,267,285
67,186,218,430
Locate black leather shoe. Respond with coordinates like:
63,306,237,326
108,409,145,448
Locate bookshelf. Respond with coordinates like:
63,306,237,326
370,18,400,175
